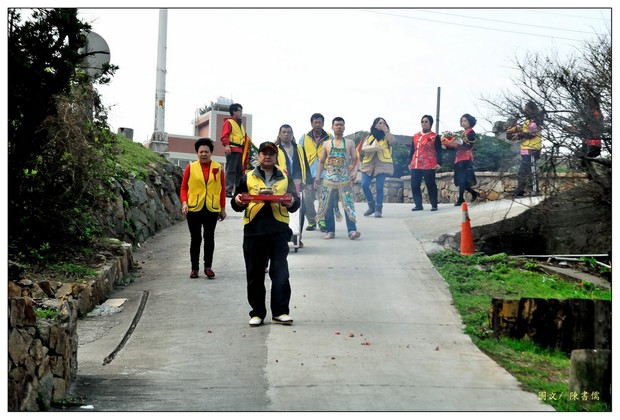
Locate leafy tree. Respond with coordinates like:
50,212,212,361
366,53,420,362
8,8,118,264
484,31,611,204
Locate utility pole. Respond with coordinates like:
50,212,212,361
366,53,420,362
149,9,169,158
435,86,441,135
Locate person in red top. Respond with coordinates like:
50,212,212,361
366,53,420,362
180,138,227,279
452,114,480,206
408,114,442,211
221,103,251,197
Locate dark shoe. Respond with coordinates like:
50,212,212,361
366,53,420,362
190,270,199,279
431,207,438,211
348,231,361,240
205,268,215,279
411,207,423,211
305,223,316,231
454,200,464,206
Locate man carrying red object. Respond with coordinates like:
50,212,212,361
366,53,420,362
231,141,301,327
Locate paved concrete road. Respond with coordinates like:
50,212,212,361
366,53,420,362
70,199,552,411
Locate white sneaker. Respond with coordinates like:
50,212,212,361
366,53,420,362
272,314,293,325
249,316,263,327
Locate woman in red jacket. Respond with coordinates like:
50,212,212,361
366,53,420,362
408,115,442,211
453,114,480,206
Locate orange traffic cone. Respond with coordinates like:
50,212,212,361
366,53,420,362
460,202,475,255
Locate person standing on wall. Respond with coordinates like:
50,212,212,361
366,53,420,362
231,141,301,327
409,115,442,211
452,113,480,206
221,103,251,198
510,101,543,197
299,113,333,232
359,117,396,218
180,138,227,279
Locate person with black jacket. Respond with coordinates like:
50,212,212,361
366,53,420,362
231,141,301,327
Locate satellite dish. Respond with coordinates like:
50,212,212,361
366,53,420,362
80,31,110,77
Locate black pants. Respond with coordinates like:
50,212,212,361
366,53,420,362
225,152,243,196
243,230,291,319
186,207,219,270
410,169,438,208
454,160,477,201
516,153,540,194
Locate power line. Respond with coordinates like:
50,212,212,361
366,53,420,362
361,9,598,42
418,9,603,35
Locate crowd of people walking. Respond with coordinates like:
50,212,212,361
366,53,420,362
180,102,543,327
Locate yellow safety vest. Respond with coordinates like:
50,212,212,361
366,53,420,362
187,160,223,212
361,135,393,164
243,168,290,225
227,119,247,147
276,144,308,184
519,119,542,151
302,132,333,166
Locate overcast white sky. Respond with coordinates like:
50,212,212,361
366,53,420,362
74,1,611,146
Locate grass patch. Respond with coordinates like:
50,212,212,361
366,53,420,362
429,250,611,412
47,263,98,282
114,134,166,180
35,307,60,321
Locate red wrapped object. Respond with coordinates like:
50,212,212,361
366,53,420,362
441,136,458,149
240,193,293,205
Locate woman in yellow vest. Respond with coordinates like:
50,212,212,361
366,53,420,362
180,138,227,279
510,101,543,197
359,117,396,218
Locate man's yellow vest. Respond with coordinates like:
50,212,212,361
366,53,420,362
361,135,393,164
227,118,252,172
243,169,290,225
187,160,223,212
302,132,333,166
227,119,247,147
276,144,308,184
519,119,542,151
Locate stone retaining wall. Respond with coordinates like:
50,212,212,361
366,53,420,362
7,160,184,411
7,241,133,411
352,171,587,204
